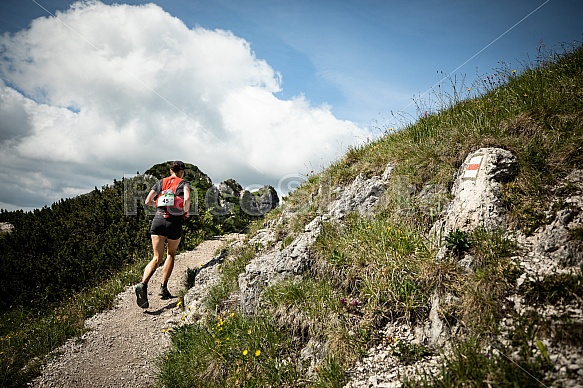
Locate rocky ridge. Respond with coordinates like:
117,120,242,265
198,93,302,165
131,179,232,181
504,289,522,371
181,147,583,387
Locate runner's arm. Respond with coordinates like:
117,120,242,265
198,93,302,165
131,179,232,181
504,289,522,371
183,185,191,218
144,189,157,207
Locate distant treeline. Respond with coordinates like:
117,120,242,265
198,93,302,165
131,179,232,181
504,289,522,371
0,162,277,313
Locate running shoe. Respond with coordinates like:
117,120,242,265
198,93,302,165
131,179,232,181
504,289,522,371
159,285,172,300
135,283,149,308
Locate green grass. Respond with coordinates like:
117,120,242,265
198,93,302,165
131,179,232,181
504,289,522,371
392,340,431,365
159,312,304,387
521,271,583,305
313,214,432,324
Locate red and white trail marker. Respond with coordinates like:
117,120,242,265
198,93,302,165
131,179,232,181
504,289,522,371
463,155,483,179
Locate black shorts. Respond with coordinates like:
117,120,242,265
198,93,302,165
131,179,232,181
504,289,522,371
150,214,183,240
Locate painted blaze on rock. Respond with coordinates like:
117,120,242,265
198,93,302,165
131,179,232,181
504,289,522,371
463,155,483,179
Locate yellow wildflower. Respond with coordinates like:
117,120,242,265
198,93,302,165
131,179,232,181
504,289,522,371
255,349,261,357
243,349,248,356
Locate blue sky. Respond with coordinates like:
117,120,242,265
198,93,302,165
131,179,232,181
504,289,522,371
0,0,581,210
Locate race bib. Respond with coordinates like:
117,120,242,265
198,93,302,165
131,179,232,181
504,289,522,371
157,190,175,207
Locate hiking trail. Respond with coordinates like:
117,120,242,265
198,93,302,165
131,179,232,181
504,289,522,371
32,234,244,388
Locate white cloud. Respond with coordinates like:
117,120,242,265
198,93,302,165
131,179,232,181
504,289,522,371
0,1,367,209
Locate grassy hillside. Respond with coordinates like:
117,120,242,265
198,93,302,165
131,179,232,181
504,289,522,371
160,43,583,387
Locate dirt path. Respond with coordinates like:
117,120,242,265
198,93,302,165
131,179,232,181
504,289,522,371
32,234,244,388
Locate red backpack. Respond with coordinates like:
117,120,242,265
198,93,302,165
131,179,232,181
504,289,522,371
156,177,184,212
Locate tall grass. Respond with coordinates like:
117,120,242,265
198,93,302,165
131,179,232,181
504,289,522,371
313,214,433,323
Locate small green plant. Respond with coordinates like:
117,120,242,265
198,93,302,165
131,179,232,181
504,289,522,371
521,271,583,305
329,249,350,267
281,234,295,250
459,259,517,332
502,181,548,235
313,356,347,388
445,229,471,259
469,227,519,270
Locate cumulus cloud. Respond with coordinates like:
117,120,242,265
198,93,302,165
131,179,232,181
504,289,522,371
0,1,367,210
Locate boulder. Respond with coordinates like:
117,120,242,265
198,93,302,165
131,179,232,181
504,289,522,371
426,148,517,345
431,147,517,242
0,222,13,234
327,164,394,220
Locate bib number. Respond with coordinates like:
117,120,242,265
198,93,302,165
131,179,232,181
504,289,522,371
157,190,175,207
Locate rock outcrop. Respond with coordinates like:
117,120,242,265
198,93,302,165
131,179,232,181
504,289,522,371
430,147,518,240
517,169,583,274
0,222,13,234
237,164,394,315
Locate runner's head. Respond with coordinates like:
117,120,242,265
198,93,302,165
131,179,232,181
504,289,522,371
170,161,186,175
